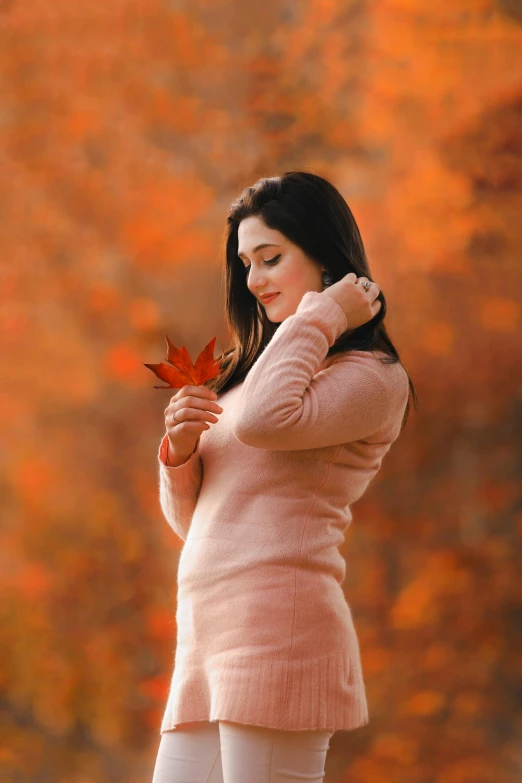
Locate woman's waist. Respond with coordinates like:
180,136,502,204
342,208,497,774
178,533,346,588
193,490,352,532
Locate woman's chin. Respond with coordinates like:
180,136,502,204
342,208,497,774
266,306,290,323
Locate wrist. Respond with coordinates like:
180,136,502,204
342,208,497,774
166,437,197,467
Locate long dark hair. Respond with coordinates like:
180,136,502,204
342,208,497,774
209,170,417,428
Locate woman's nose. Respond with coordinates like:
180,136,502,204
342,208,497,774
247,271,267,294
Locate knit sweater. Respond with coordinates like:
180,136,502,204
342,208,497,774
157,289,409,734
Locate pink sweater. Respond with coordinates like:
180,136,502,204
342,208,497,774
157,290,409,734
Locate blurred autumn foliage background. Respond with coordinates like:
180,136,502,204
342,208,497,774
1,1,521,781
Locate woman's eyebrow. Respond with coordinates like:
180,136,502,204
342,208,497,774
237,243,279,261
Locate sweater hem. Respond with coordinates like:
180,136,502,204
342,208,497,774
159,647,369,735
160,713,369,734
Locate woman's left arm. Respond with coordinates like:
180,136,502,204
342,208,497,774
232,290,409,450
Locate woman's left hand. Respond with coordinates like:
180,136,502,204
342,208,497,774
322,272,382,331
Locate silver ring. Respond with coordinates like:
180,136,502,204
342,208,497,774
362,280,371,291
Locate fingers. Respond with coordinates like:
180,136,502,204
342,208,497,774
165,391,223,430
371,299,383,316
170,405,221,426
357,277,380,298
169,396,222,415
166,385,220,415
167,418,210,435
355,276,377,290
355,276,382,319
171,385,218,403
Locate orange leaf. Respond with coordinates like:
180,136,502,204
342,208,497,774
143,335,223,389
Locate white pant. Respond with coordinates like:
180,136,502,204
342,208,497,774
151,720,334,783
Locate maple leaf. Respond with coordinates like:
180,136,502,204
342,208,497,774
143,335,223,389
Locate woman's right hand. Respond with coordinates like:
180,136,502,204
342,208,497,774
164,384,223,462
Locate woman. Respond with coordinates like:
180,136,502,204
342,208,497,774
151,171,417,783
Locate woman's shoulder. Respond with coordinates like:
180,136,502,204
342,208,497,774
325,348,404,371
323,349,409,396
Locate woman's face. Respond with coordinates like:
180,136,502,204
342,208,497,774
237,215,326,322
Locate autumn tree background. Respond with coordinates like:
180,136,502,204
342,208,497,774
1,2,521,782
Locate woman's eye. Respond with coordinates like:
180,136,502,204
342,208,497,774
243,254,281,275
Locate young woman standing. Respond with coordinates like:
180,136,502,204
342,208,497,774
151,171,417,783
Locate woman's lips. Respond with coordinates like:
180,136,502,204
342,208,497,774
262,293,280,304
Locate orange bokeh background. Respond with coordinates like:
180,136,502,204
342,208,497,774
1,2,521,781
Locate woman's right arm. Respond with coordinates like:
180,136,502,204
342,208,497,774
157,384,222,542
157,431,203,543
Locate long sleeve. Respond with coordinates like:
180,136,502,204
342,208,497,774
157,432,203,542
232,290,409,450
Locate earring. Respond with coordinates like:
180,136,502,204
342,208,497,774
322,271,334,288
